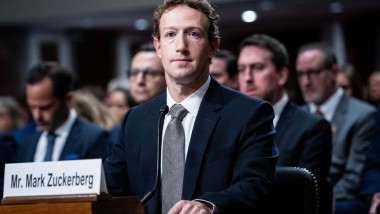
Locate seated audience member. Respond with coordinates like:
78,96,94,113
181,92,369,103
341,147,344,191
105,0,279,213
335,104,380,214
129,42,166,105
0,133,17,197
209,49,239,90
72,89,119,131
296,42,376,213
338,63,365,100
368,71,380,106
0,96,25,133
105,87,137,123
16,62,110,162
109,42,167,145
238,34,332,213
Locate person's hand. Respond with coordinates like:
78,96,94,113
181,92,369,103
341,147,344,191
369,192,380,214
168,200,213,214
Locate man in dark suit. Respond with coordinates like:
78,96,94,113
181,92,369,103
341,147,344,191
0,133,17,197
16,62,110,163
238,34,331,179
296,42,376,213
104,1,279,214
238,34,333,213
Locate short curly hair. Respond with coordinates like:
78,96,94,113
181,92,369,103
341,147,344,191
152,0,220,44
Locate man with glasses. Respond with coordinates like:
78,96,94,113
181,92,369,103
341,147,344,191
129,42,166,104
296,42,376,214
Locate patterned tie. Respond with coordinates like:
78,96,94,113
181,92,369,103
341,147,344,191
161,104,188,214
44,133,57,161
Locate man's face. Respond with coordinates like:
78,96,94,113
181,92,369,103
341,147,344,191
106,90,129,122
238,45,286,104
210,58,238,90
129,51,166,104
154,5,218,87
296,49,337,105
368,72,380,103
26,77,69,132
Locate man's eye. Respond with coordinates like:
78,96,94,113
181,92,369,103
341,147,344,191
166,32,175,37
189,31,200,38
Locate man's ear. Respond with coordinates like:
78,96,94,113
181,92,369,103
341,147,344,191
209,38,220,59
65,92,73,108
278,67,289,87
153,38,162,58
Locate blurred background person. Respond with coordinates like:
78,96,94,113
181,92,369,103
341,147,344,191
238,34,332,214
0,96,25,133
17,62,111,163
209,49,239,90
105,87,137,123
129,42,166,104
338,63,365,100
296,42,376,214
72,88,119,131
367,70,380,106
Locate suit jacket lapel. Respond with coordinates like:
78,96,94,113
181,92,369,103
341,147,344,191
331,95,348,142
182,78,222,200
26,132,42,162
141,95,167,195
59,118,79,160
275,101,293,146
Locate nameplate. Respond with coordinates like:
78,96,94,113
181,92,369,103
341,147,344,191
3,159,107,197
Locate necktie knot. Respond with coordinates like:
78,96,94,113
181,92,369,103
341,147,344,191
315,108,324,118
170,104,188,121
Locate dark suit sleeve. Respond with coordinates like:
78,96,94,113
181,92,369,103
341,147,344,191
86,128,111,160
360,106,380,196
0,133,18,196
197,101,279,213
298,118,332,180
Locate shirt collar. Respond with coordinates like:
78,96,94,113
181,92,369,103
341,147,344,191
308,87,343,122
273,92,289,127
166,76,211,117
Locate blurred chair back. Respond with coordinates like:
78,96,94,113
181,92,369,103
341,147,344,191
271,167,319,214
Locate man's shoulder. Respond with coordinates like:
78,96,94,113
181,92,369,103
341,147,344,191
281,101,330,129
345,96,376,114
72,118,108,135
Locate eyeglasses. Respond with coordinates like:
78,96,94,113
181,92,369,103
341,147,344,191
128,68,164,80
296,68,327,79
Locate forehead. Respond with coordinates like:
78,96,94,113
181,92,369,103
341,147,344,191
160,5,209,32
26,77,55,100
238,45,272,63
132,51,162,69
297,49,324,68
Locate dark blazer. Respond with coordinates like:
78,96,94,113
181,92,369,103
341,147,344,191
0,133,17,197
105,78,279,214
16,117,111,162
276,101,332,180
360,104,380,196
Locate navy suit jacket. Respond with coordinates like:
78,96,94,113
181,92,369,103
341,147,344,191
16,117,111,162
105,78,279,214
360,104,380,196
0,133,17,197
276,101,332,180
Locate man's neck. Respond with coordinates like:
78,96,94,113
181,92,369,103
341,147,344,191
167,74,209,103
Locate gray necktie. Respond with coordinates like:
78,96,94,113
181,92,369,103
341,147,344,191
161,104,188,214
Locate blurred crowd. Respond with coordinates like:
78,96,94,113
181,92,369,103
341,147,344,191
1,31,380,214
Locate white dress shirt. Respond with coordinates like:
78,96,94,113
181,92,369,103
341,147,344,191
307,88,344,122
272,93,289,127
163,76,211,158
34,109,77,162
